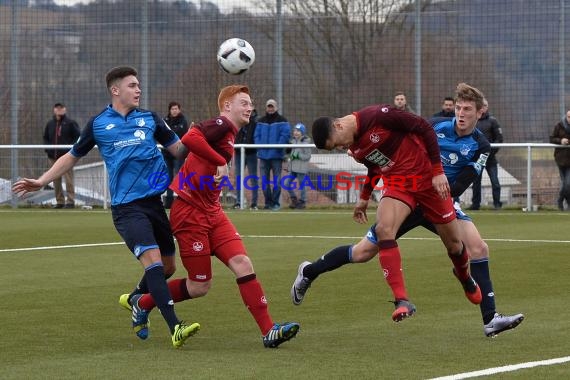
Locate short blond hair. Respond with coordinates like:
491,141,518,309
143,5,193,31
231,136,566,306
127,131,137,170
218,85,250,112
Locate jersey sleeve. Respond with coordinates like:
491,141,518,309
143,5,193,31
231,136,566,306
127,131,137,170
450,166,479,197
181,127,228,166
193,117,233,143
70,119,96,158
450,133,491,197
153,113,179,148
471,132,491,173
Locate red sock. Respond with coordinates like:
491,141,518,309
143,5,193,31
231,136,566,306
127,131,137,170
378,240,408,301
237,274,274,335
448,244,470,281
139,278,191,310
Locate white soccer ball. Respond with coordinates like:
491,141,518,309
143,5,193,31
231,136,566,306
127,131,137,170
217,38,255,75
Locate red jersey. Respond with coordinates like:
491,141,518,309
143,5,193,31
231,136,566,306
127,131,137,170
350,105,443,200
170,116,238,212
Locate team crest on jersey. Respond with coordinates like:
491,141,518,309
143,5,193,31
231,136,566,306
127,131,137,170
381,107,389,113
135,118,145,127
192,241,204,252
365,149,393,169
437,133,445,138
460,144,471,156
134,130,146,140
216,118,223,125
370,133,380,143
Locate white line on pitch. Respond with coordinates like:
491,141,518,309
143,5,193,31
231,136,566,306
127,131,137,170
0,242,124,253
427,355,570,380
244,235,570,244
1,235,568,253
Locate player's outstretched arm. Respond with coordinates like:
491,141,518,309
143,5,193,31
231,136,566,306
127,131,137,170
12,153,80,197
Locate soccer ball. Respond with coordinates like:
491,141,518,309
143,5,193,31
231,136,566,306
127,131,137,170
217,38,255,75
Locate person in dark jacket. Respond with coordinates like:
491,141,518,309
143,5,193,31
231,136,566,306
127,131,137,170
254,99,291,210
433,96,455,118
162,101,190,208
469,99,504,210
233,109,259,209
549,110,570,210
43,103,81,208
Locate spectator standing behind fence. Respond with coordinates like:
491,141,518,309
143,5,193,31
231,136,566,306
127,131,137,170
43,103,81,209
162,101,190,209
284,123,312,209
469,99,504,210
254,99,291,211
233,109,259,210
549,110,570,211
393,91,416,114
433,96,455,118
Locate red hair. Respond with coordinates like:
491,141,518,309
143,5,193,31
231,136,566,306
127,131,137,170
218,85,250,112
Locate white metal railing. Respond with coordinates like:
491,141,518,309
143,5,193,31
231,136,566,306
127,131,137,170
1,143,569,211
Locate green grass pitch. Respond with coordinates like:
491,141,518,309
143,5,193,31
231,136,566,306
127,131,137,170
1,208,569,379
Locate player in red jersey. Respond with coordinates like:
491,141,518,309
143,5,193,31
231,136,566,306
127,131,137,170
293,105,482,322
125,85,299,348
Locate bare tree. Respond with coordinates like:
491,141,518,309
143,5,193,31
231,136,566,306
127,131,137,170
251,0,430,115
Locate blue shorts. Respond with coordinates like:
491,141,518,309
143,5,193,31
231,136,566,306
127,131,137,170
111,195,175,259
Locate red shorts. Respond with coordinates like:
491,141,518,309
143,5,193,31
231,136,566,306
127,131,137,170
382,186,456,225
170,198,246,282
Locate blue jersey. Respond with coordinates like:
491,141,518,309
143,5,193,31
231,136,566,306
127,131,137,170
432,117,490,183
71,105,179,205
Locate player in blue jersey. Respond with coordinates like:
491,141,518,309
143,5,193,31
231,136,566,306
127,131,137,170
13,66,200,348
292,83,524,337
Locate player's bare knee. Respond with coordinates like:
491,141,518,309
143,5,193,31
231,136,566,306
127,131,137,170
228,254,254,275
188,280,210,298
469,240,489,259
374,224,396,240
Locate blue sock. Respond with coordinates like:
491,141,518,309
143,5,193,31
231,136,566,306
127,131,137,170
470,259,496,324
145,263,179,333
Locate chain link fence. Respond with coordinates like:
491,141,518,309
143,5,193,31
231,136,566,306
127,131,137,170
1,0,568,209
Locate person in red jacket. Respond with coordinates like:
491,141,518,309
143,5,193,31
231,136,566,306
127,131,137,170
125,85,300,348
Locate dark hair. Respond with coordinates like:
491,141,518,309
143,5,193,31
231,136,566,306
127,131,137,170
105,66,138,90
311,116,333,149
443,96,454,102
168,101,181,110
